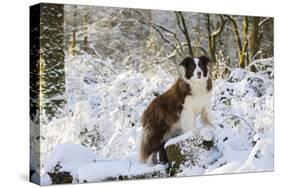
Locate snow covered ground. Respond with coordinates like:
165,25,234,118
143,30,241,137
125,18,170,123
34,55,273,185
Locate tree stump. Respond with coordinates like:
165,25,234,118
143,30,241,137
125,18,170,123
164,132,214,175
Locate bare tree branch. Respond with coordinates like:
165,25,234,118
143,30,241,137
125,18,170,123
259,17,271,27
205,14,226,63
139,19,184,54
135,10,184,56
212,15,226,39
193,45,208,56
175,11,185,34
177,11,194,57
152,25,183,57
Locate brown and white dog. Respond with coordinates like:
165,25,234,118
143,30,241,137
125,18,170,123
139,56,213,164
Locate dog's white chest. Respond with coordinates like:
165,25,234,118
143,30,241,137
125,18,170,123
177,92,211,132
184,93,210,114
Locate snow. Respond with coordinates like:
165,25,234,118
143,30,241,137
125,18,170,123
165,132,194,148
41,143,166,184
178,165,206,176
199,126,214,141
44,143,96,174
36,55,273,185
78,160,166,182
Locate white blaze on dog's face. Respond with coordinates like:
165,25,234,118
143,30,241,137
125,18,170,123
178,56,211,83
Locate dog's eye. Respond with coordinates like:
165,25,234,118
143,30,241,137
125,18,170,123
198,61,205,68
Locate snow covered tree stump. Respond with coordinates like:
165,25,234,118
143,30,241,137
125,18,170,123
164,130,215,175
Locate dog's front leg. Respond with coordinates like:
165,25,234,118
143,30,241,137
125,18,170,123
201,105,214,126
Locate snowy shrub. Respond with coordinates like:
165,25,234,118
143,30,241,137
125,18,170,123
228,68,249,83
247,58,274,79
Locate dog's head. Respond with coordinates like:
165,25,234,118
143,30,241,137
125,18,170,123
179,56,211,82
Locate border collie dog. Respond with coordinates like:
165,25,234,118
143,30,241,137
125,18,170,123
139,56,213,164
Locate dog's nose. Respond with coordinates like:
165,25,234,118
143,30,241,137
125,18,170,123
197,72,202,78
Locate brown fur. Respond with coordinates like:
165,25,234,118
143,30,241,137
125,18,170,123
139,78,191,163
207,77,212,91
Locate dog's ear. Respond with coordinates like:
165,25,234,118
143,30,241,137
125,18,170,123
179,56,193,66
178,56,194,78
199,55,211,65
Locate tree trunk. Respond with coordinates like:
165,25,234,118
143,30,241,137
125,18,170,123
240,16,249,68
225,15,243,61
70,5,77,55
250,17,261,60
164,134,215,175
40,3,65,120
205,14,214,62
83,14,89,52
177,12,194,57
205,14,226,63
